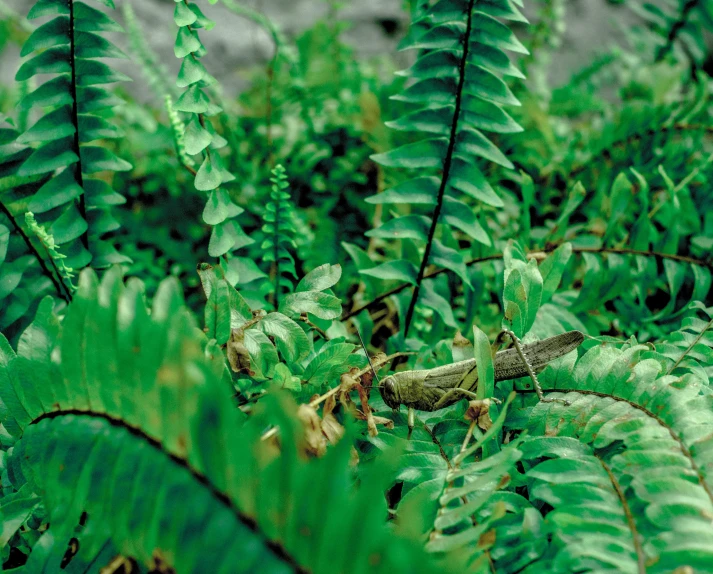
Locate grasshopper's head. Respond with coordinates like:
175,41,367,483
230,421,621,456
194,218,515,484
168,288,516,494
379,375,401,409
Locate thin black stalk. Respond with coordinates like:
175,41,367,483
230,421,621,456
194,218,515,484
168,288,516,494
403,0,476,336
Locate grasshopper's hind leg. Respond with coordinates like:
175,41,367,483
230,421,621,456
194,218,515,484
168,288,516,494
407,407,415,439
500,329,571,406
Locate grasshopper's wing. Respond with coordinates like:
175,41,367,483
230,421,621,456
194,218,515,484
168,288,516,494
422,359,478,390
494,330,584,382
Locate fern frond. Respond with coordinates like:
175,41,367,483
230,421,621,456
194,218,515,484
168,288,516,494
657,301,713,380
0,117,60,337
368,0,529,335
14,0,131,270
171,0,253,259
24,210,76,291
165,94,196,171
262,164,298,307
1,268,438,573
510,339,713,571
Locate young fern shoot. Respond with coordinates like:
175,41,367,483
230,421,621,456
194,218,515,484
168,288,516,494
262,165,298,308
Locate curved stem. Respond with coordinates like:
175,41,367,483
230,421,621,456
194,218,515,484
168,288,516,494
0,200,72,303
403,0,476,336
342,246,712,322
656,0,700,62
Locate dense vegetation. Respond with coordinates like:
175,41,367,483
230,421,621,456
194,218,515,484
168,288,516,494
1,0,713,571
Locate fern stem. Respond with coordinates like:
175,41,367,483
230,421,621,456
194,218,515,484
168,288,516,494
34,408,306,572
68,0,88,251
0,200,72,303
403,0,476,336
519,388,713,505
666,313,713,375
343,246,713,321
598,459,647,573
655,0,700,62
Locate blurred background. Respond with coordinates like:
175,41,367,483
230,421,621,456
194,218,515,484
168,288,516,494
1,0,651,99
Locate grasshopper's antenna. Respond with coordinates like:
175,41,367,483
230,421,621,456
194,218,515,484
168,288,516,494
356,328,382,387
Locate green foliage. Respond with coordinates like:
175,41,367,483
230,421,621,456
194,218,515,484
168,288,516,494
369,0,528,334
12,0,131,271
1,0,713,572
262,164,298,306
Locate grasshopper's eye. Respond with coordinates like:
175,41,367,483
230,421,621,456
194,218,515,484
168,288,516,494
380,376,399,409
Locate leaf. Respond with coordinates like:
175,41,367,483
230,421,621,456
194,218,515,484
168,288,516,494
279,292,342,320
303,342,355,386
296,263,342,292
359,260,418,285
259,312,311,364
539,243,572,306
243,329,278,379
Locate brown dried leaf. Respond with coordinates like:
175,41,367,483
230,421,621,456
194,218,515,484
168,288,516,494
321,413,344,445
453,331,471,348
464,399,494,431
297,404,327,458
226,329,253,375
323,392,337,418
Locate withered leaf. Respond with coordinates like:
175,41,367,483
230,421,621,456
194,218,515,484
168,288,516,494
464,399,494,431
226,329,253,375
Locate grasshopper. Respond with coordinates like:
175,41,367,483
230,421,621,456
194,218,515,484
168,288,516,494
372,330,584,432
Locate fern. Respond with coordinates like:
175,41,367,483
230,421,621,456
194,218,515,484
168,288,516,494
367,0,529,335
0,269,439,572
11,0,131,270
171,0,253,259
0,115,60,339
631,0,713,64
262,164,298,307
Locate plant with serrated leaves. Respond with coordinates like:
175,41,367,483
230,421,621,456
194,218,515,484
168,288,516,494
1,0,713,572
172,0,253,259
11,0,131,270
261,164,298,307
366,0,529,335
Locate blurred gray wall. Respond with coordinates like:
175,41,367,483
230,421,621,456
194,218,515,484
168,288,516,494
1,0,644,101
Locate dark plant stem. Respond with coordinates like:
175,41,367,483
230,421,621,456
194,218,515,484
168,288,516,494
68,0,88,251
655,0,700,62
0,200,72,303
342,246,713,322
403,0,475,336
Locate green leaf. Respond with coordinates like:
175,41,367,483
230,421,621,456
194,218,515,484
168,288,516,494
174,27,202,58
279,292,342,320
243,329,278,378
360,260,418,285
17,138,78,176
539,243,572,306
174,1,198,26
296,263,342,292
303,342,355,386
366,215,431,242
177,56,208,88
195,156,222,191
371,138,446,169
202,188,240,226
259,313,311,364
